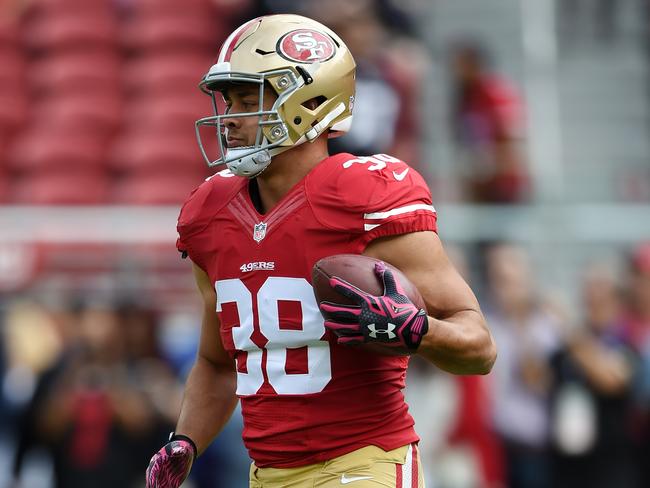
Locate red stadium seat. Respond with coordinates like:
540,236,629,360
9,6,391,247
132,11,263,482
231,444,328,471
121,13,226,53
108,128,208,178
126,0,252,19
0,16,20,48
29,52,121,96
209,0,254,19
26,0,115,16
0,94,28,135
23,12,119,53
123,93,210,132
7,128,107,173
128,0,216,16
123,54,211,96
111,172,204,205
0,50,27,93
9,171,110,204
0,171,8,203
36,93,123,136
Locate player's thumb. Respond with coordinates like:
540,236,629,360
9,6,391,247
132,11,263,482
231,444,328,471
375,262,398,296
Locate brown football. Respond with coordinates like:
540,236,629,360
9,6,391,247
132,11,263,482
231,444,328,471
311,254,427,356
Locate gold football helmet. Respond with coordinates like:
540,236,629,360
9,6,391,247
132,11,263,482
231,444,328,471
195,14,356,177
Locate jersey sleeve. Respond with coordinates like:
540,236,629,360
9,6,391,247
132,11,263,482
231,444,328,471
308,153,437,247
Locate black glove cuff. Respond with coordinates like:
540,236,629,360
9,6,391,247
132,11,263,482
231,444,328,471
169,432,198,460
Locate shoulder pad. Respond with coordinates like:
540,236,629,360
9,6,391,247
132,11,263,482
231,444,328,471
307,154,433,233
177,170,245,245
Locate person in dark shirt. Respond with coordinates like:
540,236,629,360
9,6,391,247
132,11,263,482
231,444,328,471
549,263,639,488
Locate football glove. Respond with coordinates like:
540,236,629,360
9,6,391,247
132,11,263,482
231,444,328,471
320,261,428,351
146,433,197,488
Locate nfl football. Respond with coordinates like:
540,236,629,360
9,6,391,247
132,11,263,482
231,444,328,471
311,254,427,356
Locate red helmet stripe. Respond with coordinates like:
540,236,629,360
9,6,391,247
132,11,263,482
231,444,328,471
218,17,263,63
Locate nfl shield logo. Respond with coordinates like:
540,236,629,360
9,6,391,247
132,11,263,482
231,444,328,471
253,222,267,243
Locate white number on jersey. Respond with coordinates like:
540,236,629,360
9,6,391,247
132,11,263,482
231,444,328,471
341,153,402,171
216,277,331,396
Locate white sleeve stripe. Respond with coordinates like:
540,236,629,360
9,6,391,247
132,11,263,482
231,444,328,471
364,224,381,231
364,203,436,221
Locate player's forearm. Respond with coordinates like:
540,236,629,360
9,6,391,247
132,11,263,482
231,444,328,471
175,356,238,455
417,309,496,375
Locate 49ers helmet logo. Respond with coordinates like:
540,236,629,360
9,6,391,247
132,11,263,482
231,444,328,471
277,29,336,63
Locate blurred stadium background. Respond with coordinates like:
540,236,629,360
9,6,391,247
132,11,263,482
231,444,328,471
1,0,650,487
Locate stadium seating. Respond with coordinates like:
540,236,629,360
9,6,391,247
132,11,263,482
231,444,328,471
26,0,116,16
7,128,107,173
124,91,210,129
0,50,26,92
108,128,207,177
0,14,20,48
0,94,28,137
110,173,203,205
29,52,122,96
122,13,226,54
0,170,7,203
130,0,221,16
2,0,244,205
36,93,123,137
122,54,211,96
10,172,110,205
23,11,119,53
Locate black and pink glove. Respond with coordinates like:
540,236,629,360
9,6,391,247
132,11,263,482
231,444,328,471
320,261,428,352
146,433,197,488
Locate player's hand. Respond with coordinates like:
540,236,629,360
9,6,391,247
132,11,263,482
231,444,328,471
320,261,428,351
145,434,197,488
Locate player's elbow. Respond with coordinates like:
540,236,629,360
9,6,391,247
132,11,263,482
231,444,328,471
474,334,497,375
459,314,497,375
459,325,497,375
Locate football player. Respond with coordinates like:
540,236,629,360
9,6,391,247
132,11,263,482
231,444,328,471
146,14,496,488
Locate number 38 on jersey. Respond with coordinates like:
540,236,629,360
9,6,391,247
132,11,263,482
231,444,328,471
216,276,331,396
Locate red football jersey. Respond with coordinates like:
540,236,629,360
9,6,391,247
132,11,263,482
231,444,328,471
177,153,438,468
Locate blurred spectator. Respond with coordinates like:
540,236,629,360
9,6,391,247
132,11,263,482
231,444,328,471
1,300,63,433
116,301,185,469
548,263,639,488
305,0,427,171
621,243,650,354
484,243,561,488
190,405,250,488
620,243,650,487
449,41,530,203
436,245,505,488
444,375,504,488
10,298,180,488
0,320,7,433
118,301,252,488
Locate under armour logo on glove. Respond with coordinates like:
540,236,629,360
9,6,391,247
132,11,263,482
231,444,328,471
368,323,396,339
320,262,428,351
146,435,196,488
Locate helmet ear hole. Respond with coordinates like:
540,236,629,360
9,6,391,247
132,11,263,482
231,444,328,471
294,116,302,125
301,96,327,110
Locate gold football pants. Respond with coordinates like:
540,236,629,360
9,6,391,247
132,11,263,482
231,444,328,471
249,443,425,488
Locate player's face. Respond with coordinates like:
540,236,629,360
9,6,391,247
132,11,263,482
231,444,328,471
221,84,278,148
